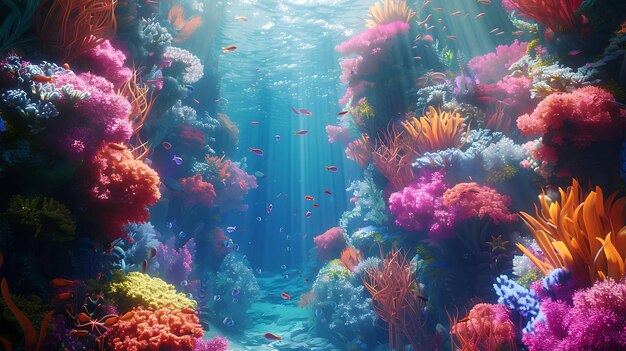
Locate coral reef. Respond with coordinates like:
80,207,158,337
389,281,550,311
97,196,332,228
443,182,517,224
314,227,347,261
108,271,197,310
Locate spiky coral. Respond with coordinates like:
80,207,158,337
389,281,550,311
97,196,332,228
107,272,197,310
516,179,626,286
450,303,517,351
365,0,415,28
402,106,470,155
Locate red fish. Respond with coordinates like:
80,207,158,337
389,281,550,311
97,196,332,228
250,121,261,125
325,166,338,172
222,45,238,53
312,204,319,207
350,197,359,203
291,107,299,114
324,190,332,195
161,141,172,150
249,147,264,156
568,50,582,56
264,333,282,340
418,14,431,26
31,74,55,83
267,203,273,213
299,108,312,115
239,181,246,190
338,111,348,115
305,211,311,218
305,278,310,282
51,278,74,288
304,195,314,201
281,292,291,300
446,36,457,40
294,130,308,135
54,292,74,301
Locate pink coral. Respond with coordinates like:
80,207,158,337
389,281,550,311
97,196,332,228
78,40,132,88
83,144,161,241
53,72,132,159
452,303,516,350
155,237,195,285
388,171,458,240
105,307,203,351
180,174,216,208
523,279,626,351
195,336,229,351
517,86,626,148
468,40,528,83
213,160,257,213
443,183,517,223
313,227,347,261
325,125,351,144
177,124,206,151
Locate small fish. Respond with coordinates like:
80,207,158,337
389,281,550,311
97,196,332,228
264,333,282,340
338,111,348,115
475,12,485,19
291,107,299,114
313,203,319,207
267,203,273,213
51,278,74,288
31,74,55,83
324,190,332,195
299,108,312,115
418,14,432,26
350,197,359,203
496,31,505,36
325,166,338,172
250,121,261,125
145,0,158,6
54,292,74,301
450,11,462,16
161,141,172,150
477,0,491,4
305,278,310,282
304,195,314,201
446,36,457,40
239,181,246,190
120,311,134,320
69,330,89,337
172,155,183,165
421,0,430,9
193,98,200,104
568,50,582,56
489,27,500,33
281,292,291,300
294,130,308,135
433,7,444,12
512,31,524,36
305,211,311,218
426,25,435,31
227,226,236,233
108,143,126,150
62,63,70,70
234,15,248,21
249,147,264,156
182,84,194,94
275,134,281,141
222,45,238,53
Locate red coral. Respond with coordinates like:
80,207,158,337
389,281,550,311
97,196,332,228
105,307,203,351
180,174,216,208
177,125,206,151
212,160,257,213
84,144,161,241
517,86,626,148
451,303,517,351
443,183,517,223
313,227,347,261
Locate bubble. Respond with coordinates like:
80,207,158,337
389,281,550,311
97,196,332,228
232,298,239,303
222,317,235,327
279,227,284,233
180,280,188,287
178,231,187,238
231,288,241,297
286,235,291,240
283,274,289,279
286,246,291,251
256,217,262,221
280,264,286,269
213,295,221,302
256,268,262,274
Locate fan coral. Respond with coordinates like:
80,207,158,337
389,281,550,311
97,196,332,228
523,279,626,351
443,183,517,224
4,195,75,241
509,0,584,33
364,0,415,28
108,271,197,310
78,40,132,88
83,144,160,241
195,336,229,351
516,179,626,286
371,126,416,191
180,174,216,208
517,86,626,148
105,307,203,351
450,303,516,351
164,46,204,84
314,227,347,261
468,40,528,84
388,171,458,240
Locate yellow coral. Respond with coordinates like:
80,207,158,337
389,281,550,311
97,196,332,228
486,165,518,183
402,106,469,155
108,272,197,310
365,0,415,28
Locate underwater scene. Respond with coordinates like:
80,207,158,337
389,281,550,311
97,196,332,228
1,0,626,350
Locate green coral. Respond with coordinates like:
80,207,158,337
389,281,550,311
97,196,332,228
486,165,518,183
0,293,49,327
516,269,543,288
318,259,352,281
5,195,41,233
354,98,375,120
4,195,75,241
107,271,197,310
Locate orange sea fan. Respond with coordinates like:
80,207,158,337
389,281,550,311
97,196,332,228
340,247,363,272
371,126,416,191
516,179,626,286
345,135,371,168
35,0,118,63
402,106,469,155
167,5,203,43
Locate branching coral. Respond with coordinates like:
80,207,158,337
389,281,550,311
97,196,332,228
364,0,415,28
105,307,203,351
107,271,197,310
164,46,204,84
516,179,626,286
339,166,389,231
468,40,528,84
450,303,517,351
195,336,229,351
154,238,195,286
180,174,216,208
79,40,132,88
443,182,517,224
83,144,160,241
34,0,118,63
402,106,470,155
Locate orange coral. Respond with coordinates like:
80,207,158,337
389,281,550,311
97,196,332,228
517,179,626,286
402,106,469,155
371,126,416,191
340,247,363,272
365,0,415,28
345,135,371,168
167,5,203,43
35,0,118,63
449,304,517,351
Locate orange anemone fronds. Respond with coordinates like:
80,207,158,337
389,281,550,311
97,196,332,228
517,179,626,286
167,5,203,43
35,0,118,63
365,0,415,28
345,135,371,168
206,155,231,182
402,106,469,155
485,101,512,134
118,67,156,137
510,0,584,33
447,304,517,351
371,125,416,191
340,247,363,272
363,249,426,350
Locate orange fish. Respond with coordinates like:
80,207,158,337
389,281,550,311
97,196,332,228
69,330,89,337
120,311,135,320
338,111,348,115
31,74,55,83
51,278,74,288
619,21,626,34
181,307,196,314
294,130,308,135
264,332,282,340
55,292,74,301
62,63,70,70
281,292,291,300
222,45,238,53
446,36,457,40
103,316,119,326
304,195,314,201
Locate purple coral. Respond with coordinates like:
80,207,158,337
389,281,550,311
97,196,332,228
195,336,229,351
154,237,195,285
388,171,458,240
79,40,132,88
523,279,626,351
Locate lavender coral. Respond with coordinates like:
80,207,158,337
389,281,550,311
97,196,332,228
468,40,528,83
78,40,132,88
164,46,204,84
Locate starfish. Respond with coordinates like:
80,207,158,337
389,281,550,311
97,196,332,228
486,234,509,252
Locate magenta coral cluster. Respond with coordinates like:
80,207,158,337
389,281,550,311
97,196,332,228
468,40,528,84
388,171,458,240
155,237,195,285
313,227,347,261
443,182,517,224
523,279,626,351
78,40,132,88
195,336,230,351
213,160,258,212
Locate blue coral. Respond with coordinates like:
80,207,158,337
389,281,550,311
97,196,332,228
494,275,541,333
